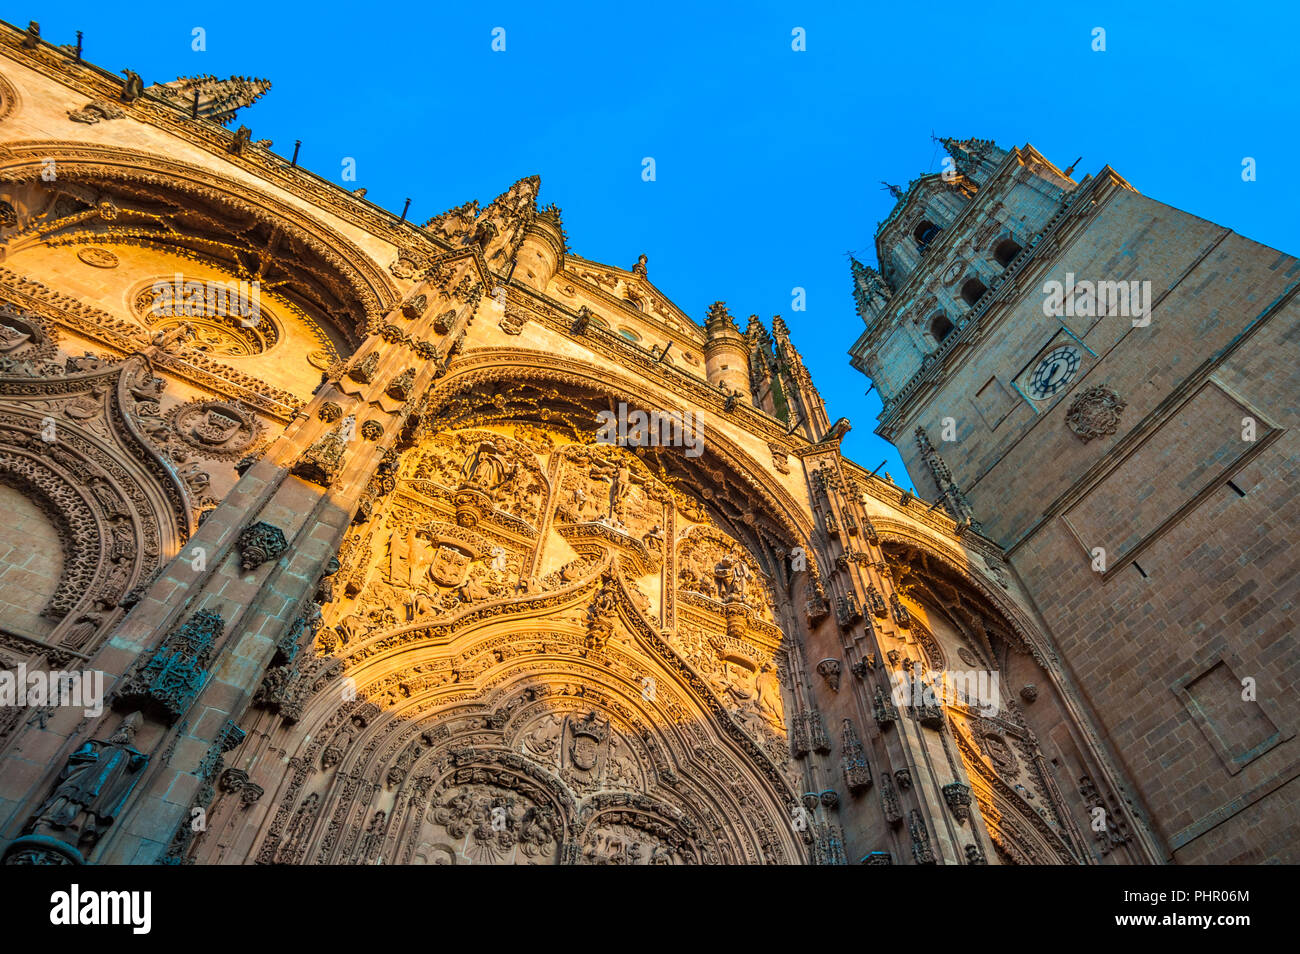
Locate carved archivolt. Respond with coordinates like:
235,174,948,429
950,714,1080,865
873,517,1053,665
0,72,18,124
427,350,820,555
0,142,400,339
0,352,189,648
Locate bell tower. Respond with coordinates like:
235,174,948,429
848,137,1300,864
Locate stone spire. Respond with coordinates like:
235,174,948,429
702,302,752,403
914,425,979,530
148,75,272,126
470,174,540,269
850,256,891,326
771,316,830,442
938,137,1008,183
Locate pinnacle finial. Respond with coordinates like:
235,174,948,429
148,75,272,126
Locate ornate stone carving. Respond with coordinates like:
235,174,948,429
873,686,899,727
835,594,861,627
767,442,790,474
908,809,936,864
865,585,887,618
76,247,119,268
293,416,352,486
816,658,842,691
68,100,126,123
238,521,288,571
387,367,416,401
401,294,427,320
4,712,149,865
890,592,912,628
584,572,619,652
116,610,223,723
499,307,527,335
349,352,380,384
1065,384,1126,442
166,400,264,460
943,781,972,823
879,772,902,826
840,719,872,793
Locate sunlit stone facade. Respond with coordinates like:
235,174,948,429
0,22,1196,865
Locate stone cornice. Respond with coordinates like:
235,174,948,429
558,254,706,345
502,279,814,449
0,21,448,265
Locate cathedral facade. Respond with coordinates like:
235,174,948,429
0,20,1284,866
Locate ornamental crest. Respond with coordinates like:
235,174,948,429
1065,385,1125,442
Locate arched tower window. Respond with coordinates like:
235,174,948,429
961,278,988,307
929,313,955,343
993,238,1022,268
914,221,941,250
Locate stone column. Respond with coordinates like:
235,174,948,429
801,451,993,865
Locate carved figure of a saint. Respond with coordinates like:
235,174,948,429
460,439,511,490
26,712,149,856
589,459,643,524
754,661,785,730
715,552,752,601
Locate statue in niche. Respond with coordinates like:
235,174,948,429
22,712,149,859
588,458,645,527
383,527,432,589
715,552,752,602
754,661,785,731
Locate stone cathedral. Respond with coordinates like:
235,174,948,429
0,21,1290,867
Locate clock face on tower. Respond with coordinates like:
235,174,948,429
1027,345,1081,399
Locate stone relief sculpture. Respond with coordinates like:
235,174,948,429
4,713,148,864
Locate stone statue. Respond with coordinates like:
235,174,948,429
754,661,785,730
715,552,752,601
21,712,149,861
150,321,196,352
460,439,512,491
589,459,644,525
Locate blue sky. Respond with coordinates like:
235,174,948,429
9,2,1298,487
